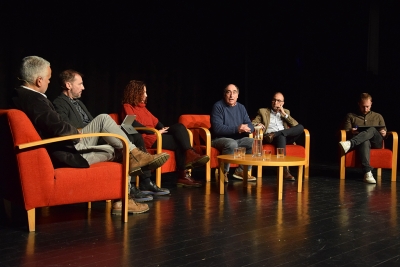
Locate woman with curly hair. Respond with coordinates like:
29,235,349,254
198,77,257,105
121,80,210,188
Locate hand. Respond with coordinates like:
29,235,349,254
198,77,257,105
351,128,359,135
159,127,169,134
255,123,266,130
277,106,286,116
379,128,387,137
238,124,251,133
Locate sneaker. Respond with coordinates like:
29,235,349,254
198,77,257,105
363,171,376,184
139,180,170,196
177,170,202,187
129,148,169,173
339,141,351,154
284,168,295,181
130,186,153,202
111,197,149,215
184,149,210,169
232,169,256,181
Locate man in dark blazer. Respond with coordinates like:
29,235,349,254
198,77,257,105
53,69,170,200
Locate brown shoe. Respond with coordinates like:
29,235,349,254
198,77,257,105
224,172,229,183
184,149,210,169
284,168,295,181
177,170,202,187
232,168,256,181
264,133,275,143
129,148,169,174
111,197,149,215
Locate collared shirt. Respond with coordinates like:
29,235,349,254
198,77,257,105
21,86,47,98
266,110,285,133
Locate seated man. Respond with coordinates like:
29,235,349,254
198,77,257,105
252,92,304,180
12,56,169,215
210,84,255,182
53,69,170,203
339,93,387,184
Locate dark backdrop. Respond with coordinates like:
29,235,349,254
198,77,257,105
1,1,399,164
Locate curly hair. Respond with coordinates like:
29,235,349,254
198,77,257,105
122,80,147,106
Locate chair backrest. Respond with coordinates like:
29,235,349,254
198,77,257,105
109,113,121,125
0,109,55,207
179,114,211,129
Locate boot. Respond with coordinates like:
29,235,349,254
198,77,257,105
129,148,169,174
139,180,170,196
284,167,295,181
177,170,202,188
130,186,153,202
184,148,210,169
111,197,149,215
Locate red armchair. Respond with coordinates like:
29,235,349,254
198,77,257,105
0,109,130,231
339,130,398,181
179,114,243,182
109,113,192,187
259,129,310,178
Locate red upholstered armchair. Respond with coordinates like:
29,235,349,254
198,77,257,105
109,113,192,187
259,129,310,178
178,114,242,182
339,130,398,181
0,109,130,232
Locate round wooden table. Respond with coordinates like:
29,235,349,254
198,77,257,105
217,155,307,200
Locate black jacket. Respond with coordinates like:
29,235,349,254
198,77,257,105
12,87,89,168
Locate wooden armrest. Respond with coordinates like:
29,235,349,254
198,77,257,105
387,131,398,153
187,126,212,156
134,127,162,154
339,130,348,142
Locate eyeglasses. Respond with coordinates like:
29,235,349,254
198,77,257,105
272,99,284,103
225,90,238,95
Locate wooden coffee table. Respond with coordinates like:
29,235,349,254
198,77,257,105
217,155,307,200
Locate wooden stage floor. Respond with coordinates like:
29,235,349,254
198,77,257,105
1,163,399,266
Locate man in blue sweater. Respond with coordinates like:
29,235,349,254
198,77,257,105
210,84,255,182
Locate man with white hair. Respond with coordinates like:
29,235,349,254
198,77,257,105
12,56,169,214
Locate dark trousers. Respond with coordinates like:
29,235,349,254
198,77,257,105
151,123,191,170
267,124,304,155
350,127,383,173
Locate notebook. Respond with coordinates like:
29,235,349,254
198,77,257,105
356,125,385,131
121,115,138,134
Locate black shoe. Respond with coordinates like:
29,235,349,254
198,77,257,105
139,180,170,196
130,186,153,202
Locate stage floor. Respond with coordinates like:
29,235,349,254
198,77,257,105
1,162,399,266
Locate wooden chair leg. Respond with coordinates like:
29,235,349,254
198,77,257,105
27,209,35,232
377,168,382,178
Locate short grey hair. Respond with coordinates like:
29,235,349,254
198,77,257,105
19,56,50,84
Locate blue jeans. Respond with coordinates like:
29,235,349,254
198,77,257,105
212,137,254,172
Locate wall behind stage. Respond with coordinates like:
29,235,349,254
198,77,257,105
1,1,399,165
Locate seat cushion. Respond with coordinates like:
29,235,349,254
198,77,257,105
345,149,393,168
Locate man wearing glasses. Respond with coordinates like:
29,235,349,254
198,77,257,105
211,84,255,182
252,92,304,180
